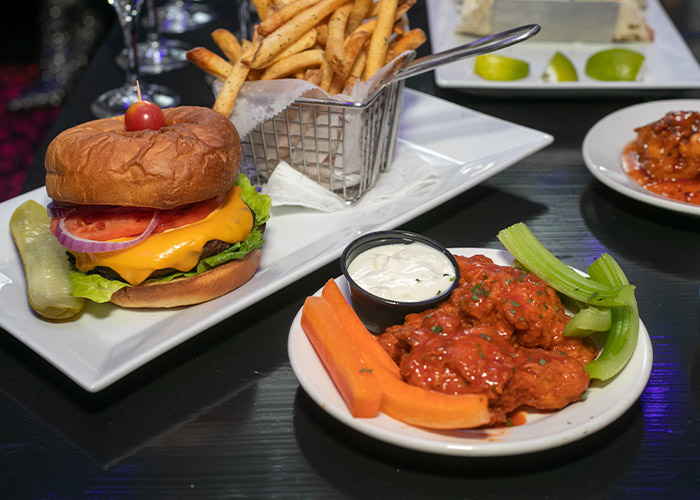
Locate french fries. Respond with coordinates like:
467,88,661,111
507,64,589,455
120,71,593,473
213,58,251,116
186,46,232,81
257,0,321,36
345,0,371,34
385,27,425,64
185,0,426,117
211,29,243,63
251,0,269,20
261,49,325,80
246,0,348,69
364,0,398,79
325,3,354,75
328,29,369,94
263,27,318,68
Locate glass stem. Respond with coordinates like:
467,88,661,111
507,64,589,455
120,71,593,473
145,0,159,44
115,1,143,88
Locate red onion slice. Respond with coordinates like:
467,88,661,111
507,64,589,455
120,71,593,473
54,211,162,253
47,201,77,218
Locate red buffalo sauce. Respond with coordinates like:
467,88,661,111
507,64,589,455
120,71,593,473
623,110,700,205
376,255,597,427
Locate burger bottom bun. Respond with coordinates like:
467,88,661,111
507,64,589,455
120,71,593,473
110,249,262,308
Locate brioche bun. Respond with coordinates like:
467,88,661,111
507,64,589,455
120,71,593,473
110,249,262,308
45,106,241,209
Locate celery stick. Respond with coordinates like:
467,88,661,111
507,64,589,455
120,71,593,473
585,254,639,380
497,223,635,307
563,306,612,337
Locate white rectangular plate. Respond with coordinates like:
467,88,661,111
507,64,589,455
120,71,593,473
0,89,552,392
428,0,700,93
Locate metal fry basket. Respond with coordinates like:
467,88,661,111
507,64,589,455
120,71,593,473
240,79,406,204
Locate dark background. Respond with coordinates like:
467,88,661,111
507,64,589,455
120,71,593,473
0,0,113,202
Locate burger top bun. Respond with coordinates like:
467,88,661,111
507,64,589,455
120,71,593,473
45,106,241,209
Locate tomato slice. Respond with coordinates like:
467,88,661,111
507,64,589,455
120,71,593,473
50,195,223,242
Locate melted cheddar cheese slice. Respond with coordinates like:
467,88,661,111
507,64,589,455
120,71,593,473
71,185,253,286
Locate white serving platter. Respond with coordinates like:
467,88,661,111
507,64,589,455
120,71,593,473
0,89,552,392
427,0,700,94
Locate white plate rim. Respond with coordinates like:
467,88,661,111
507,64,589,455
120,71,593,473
288,247,653,457
426,0,700,92
582,98,700,216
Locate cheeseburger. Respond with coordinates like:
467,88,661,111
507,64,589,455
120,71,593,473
44,106,270,308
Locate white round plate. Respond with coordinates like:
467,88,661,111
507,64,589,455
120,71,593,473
288,248,653,457
582,99,700,217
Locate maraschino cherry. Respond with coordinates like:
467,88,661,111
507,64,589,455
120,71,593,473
124,82,166,131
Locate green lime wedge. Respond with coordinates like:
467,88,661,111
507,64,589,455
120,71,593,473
474,54,529,81
585,48,645,81
542,51,578,82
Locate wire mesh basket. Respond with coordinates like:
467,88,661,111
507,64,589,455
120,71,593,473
240,79,406,204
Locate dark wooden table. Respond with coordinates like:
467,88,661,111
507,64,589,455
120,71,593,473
4,1,700,497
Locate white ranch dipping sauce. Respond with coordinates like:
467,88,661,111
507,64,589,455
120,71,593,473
347,242,457,302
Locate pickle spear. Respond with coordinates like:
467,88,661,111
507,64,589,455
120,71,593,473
10,200,85,320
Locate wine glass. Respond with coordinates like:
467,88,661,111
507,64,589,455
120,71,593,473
236,0,256,40
157,0,216,34
116,0,191,74
91,0,180,119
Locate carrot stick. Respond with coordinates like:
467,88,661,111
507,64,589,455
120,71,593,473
372,366,491,429
321,278,401,377
305,282,490,428
301,296,382,418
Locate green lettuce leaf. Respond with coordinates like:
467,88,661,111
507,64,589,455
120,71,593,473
237,173,270,229
69,175,271,303
70,268,130,303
